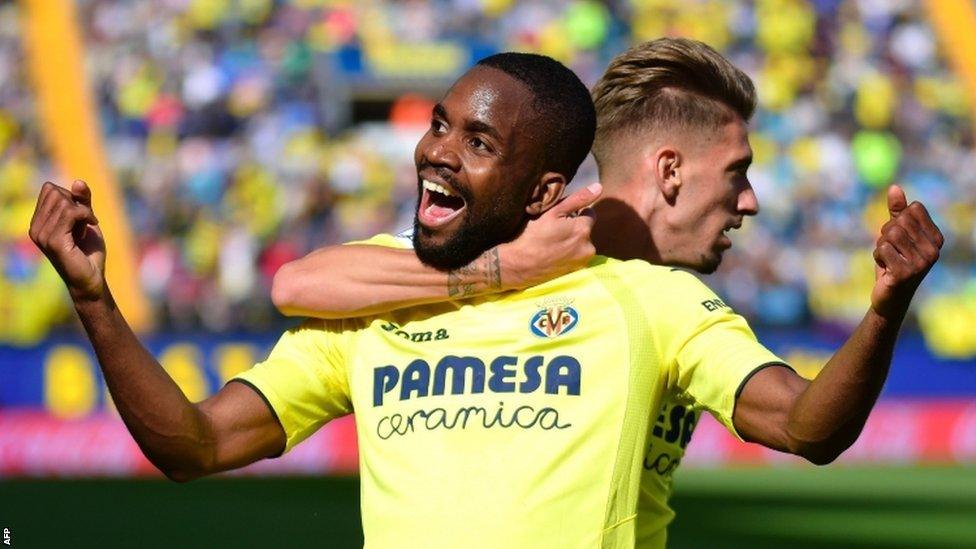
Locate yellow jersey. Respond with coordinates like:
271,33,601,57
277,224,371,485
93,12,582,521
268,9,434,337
636,397,703,547
234,234,785,548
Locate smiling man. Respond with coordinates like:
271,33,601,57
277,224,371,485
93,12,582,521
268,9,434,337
410,55,591,271
271,39,944,547
32,53,733,547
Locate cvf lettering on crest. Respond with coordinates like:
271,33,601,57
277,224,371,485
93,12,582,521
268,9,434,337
373,355,582,406
530,306,579,338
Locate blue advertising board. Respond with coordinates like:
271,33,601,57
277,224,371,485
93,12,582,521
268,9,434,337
1,328,974,418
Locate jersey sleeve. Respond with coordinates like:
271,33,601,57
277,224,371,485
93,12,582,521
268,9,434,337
636,267,790,438
232,318,355,453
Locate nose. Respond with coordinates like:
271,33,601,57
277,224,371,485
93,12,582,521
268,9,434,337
424,136,461,172
738,183,759,216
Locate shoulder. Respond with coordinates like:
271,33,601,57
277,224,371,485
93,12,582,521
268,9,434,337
528,256,701,296
287,317,371,339
393,227,415,248
344,230,414,249
593,259,714,296
592,260,741,328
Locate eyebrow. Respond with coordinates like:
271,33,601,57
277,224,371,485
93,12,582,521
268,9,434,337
727,154,753,172
465,119,502,143
432,103,503,144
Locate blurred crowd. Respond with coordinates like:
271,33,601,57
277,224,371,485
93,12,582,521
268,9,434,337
0,0,974,357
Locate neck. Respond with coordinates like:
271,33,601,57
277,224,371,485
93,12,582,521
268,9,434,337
591,181,662,263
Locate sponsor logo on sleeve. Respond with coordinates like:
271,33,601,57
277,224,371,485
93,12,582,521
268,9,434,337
701,298,730,312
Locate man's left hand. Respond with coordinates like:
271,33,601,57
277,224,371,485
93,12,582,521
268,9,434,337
871,185,944,320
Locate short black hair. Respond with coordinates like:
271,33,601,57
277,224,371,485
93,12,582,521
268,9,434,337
476,53,596,183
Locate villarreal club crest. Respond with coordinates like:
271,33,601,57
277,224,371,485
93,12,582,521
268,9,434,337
529,299,580,338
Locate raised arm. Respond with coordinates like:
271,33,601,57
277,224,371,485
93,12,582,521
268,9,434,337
30,181,285,481
732,186,943,464
272,183,602,318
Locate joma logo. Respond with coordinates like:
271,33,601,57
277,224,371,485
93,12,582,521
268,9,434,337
381,322,449,342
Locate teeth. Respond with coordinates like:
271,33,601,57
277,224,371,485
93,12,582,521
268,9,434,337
423,179,454,197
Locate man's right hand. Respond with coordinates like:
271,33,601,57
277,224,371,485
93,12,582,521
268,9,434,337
28,180,106,302
501,182,602,289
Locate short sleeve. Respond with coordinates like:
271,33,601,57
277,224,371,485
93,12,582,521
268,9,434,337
232,319,354,453
643,268,789,438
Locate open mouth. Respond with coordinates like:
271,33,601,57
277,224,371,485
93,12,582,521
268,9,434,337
719,222,741,247
722,220,742,235
418,179,467,229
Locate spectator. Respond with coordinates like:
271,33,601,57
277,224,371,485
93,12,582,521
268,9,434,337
0,0,972,358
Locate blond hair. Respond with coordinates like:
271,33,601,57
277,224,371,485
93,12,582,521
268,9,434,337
591,37,756,168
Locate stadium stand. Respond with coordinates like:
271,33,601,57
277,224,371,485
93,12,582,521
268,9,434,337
0,0,973,362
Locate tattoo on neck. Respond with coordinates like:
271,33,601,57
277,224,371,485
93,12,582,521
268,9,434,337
448,248,502,298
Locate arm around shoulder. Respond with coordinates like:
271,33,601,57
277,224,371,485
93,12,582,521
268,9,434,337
271,185,601,319
270,243,472,318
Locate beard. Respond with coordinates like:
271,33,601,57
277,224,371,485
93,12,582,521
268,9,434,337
694,253,721,274
412,174,525,270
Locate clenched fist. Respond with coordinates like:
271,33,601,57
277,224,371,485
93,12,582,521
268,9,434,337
28,180,106,302
871,185,944,320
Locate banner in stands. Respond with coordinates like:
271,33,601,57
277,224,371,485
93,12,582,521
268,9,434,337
1,330,974,476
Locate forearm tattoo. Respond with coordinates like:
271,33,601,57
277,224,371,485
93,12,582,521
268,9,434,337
447,247,502,298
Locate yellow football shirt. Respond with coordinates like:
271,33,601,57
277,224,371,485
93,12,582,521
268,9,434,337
234,234,785,548
634,397,703,547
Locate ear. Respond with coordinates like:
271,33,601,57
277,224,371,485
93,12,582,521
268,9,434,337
652,147,682,203
525,172,567,216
